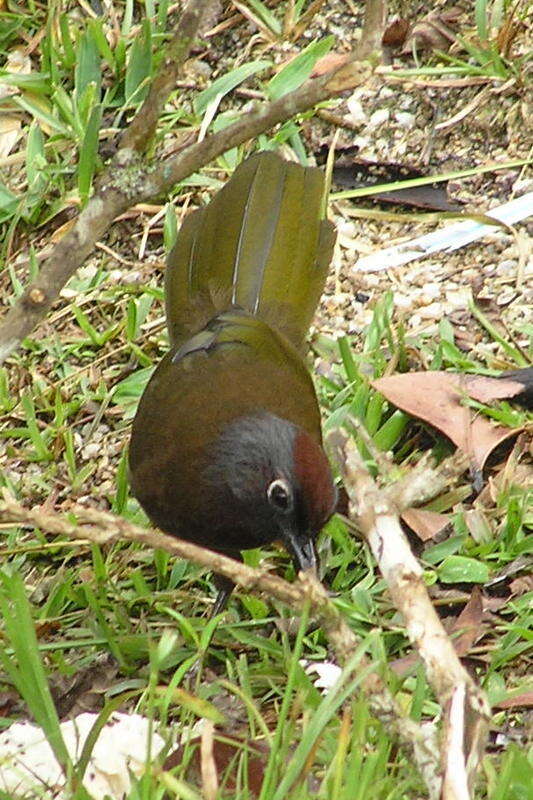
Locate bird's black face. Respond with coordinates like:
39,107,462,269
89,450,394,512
266,477,318,573
204,413,336,571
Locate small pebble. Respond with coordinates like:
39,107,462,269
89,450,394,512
368,108,389,128
497,291,518,306
418,302,443,319
496,259,517,276
81,443,101,460
337,220,357,238
345,96,367,126
395,111,416,128
420,283,441,303
445,289,470,308
107,269,124,283
394,293,413,309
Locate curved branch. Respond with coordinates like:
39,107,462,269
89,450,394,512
120,0,215,154
0,58,372,363
329,432,490,800
0,491,440,795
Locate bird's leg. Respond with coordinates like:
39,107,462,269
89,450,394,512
210,573,236,617
208,550,243,617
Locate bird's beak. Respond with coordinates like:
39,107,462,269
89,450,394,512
282,528,318,574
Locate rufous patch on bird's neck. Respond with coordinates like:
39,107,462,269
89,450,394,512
292,430,336,531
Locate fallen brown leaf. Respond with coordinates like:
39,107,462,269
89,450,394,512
463,508,492,543
467,369,533,407
372,371,521,469
311,52,352,77
165,733,268,797
382,17,409,48
401,8,462,55
401,507,451,541
0,116,21,158
509,575,533,596
389,652,419,677
494,692,533,710
450,586,484,657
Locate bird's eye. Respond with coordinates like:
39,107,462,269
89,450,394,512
267,478,292,513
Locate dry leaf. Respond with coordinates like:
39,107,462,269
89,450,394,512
450,586,484,656
372,371,521,469
389,652,419,676
509,575,533,596
401,8,461,55
463,508,492,543
467,369,533,409
165,733,268,798
401,508,451,541
494,692,533,710
0,47,31,99
318,145,459,212
0,116,22,158
310,52,352,77
382,17,409,48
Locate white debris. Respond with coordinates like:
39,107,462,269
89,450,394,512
300,660,342,692
345,96,367,126
355,192,533,272
368,108,390,128
0,712,165,799
395,111,416,129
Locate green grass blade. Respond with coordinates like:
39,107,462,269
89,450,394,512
0,571,71,771
125,18,153,103
78,102,103,205
267,36,334,100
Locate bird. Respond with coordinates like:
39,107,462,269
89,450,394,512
129,151,337,614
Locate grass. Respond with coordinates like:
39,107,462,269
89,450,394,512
0,1,532,798
1,286,530,797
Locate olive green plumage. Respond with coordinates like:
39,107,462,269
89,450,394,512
164,151,335,349
129,151,336,605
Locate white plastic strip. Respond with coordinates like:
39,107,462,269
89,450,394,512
355,191,533,273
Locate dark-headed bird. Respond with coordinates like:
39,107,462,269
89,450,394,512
129,152,337,613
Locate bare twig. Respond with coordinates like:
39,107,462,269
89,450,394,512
359,0,387,58
329,434,490,800
0,55,372,363
0,491,440,796
120,0,214,154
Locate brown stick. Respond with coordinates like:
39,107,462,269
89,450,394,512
0,491,440,796
359,0,388,58
329,432,490,800
120,0,214,154
0,57,372,364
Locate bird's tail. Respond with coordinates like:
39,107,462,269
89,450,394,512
165,151,335,350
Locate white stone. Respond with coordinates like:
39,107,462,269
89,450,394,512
368,108,390,128
394,293,413,309
445,288,470,307
418,302,444,319
395,111,416,128
420,283,441,303
346,96,367,126
81,442,101,460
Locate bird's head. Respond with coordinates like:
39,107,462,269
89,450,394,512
204,413,337,571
